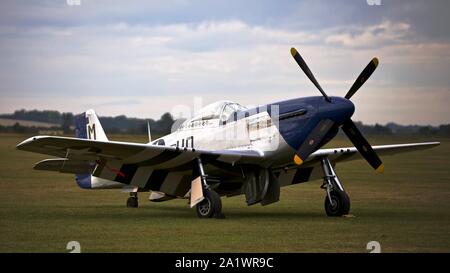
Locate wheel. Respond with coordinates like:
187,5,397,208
324,190,350,216
196,190,222,218
126,196,138,208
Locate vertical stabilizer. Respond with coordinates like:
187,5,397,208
85,109,108,141
73,109,108,189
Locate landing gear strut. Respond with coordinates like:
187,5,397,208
320,157,350,216
126,192,138,208
194,158,224,219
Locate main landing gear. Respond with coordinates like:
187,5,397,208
126,192,138,208
320,157,350,216
194,158,224,219
196,190,223,218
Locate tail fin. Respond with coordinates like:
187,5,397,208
73,109,108,189
74,109,108,141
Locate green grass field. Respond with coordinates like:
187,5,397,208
0,134,449,252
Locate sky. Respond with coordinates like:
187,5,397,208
0,0,449,125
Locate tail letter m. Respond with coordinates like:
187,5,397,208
87,123,96,140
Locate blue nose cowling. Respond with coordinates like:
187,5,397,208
271,96,355,152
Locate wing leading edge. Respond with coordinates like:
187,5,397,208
310,142,440,164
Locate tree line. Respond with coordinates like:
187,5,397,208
0,110,174,135
0,109,449,137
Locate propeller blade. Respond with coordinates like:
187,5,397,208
345,57,379,100
290,47,331,102
294,119,335,165
341,119,384,173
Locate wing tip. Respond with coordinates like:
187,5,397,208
16,135,51,150
16,136,36,150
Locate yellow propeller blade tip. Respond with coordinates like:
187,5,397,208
290,47,298,57
376,163,385,173
293,154,303,165
372,57,379,67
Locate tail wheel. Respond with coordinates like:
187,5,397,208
126,196,138,208
325,190,350,217
196,190,222,218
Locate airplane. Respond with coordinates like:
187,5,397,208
16,47,439,219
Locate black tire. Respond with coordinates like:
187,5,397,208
196,190,222,218
324,190,350,216
126,196,138,208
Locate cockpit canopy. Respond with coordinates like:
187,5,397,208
179,100,247,130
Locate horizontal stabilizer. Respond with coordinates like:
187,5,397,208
34,158,94,174
149,191,176,202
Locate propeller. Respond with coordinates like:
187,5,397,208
290,47,384,173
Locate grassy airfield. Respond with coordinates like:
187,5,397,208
0,133,449,252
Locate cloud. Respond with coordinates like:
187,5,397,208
325,21,411,48
0,20,323,98
0,5,449,125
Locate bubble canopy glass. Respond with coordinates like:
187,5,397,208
181,101,247,128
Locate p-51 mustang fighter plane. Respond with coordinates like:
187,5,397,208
17,48,439,218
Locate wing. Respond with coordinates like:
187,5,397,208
17,135,266,196
17,135,264,180
310,142,440,164
17,135,264,164
274,142,440,186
